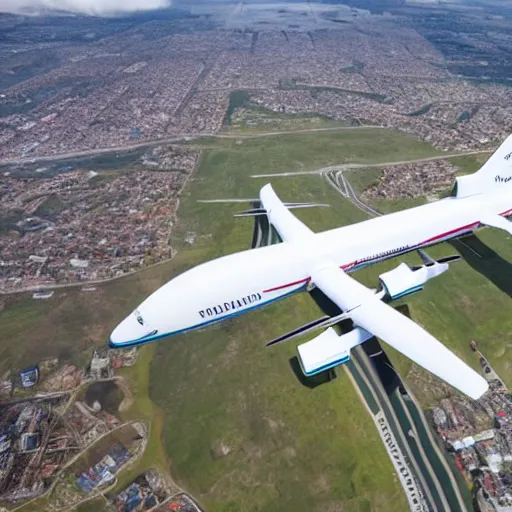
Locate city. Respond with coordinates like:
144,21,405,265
2,3,512,292
1,1,512,511
1,146,198,291
0,349,201,511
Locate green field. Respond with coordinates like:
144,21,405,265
2,125,509,512
149,128,444,512
223,103,350,134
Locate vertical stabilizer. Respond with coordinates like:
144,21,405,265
454,134,512,198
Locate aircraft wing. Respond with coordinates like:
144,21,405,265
479,213,512,236
259,183,314,242
258,182,488,399
310,262,489,400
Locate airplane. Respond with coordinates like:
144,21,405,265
109,134,512,400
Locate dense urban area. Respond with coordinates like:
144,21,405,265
1,147,197,291
2,2,512,290
0,348,201,511
1,4,512,160
2,1,512,511
430,342,512,512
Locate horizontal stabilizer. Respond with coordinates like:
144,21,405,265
197,199,259,204
436,255,462,264
266,310,352,347
283,202,330,209
479,213,512,235
234,202,329,218
411,251,461,271
234,208,267,217
266,315,330,347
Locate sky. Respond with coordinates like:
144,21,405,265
0,0,172,16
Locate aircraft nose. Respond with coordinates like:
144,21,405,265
109,309,158,348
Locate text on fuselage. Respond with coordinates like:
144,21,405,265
495,175,512,183
356,245,409,264
199,293,262,319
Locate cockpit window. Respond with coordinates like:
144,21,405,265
134,310,144,326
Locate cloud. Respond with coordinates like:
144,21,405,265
0,0,172,16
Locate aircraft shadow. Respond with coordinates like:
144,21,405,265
288,356,337,388
449,234,512,297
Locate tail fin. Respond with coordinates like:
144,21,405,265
454,134,512,198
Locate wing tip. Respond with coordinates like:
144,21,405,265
467,377,489,401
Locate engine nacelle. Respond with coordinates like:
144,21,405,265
378,261,449,300
297,326,373,376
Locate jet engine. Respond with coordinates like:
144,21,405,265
266,249,460,378
378,251,460,300
297,326,373,376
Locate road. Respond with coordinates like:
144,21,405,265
250,211,432,511
0,125,381,167
324,169,382,216
321,169,469,511
251,149,492,178
347,353,433,511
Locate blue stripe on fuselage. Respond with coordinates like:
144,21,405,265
109,282,308,349
301,355,351,376
110,226,475,349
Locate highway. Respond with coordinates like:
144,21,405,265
251,210,433,511
0,125,493,168
321,170,471,511
324,168,382,217
248,175,470,511
0,125,382,167
251,149,492,178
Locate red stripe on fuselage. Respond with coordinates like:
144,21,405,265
262,215,510,293
421,221,479,245
263,277,310,293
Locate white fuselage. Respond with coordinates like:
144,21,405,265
109,186,512,348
